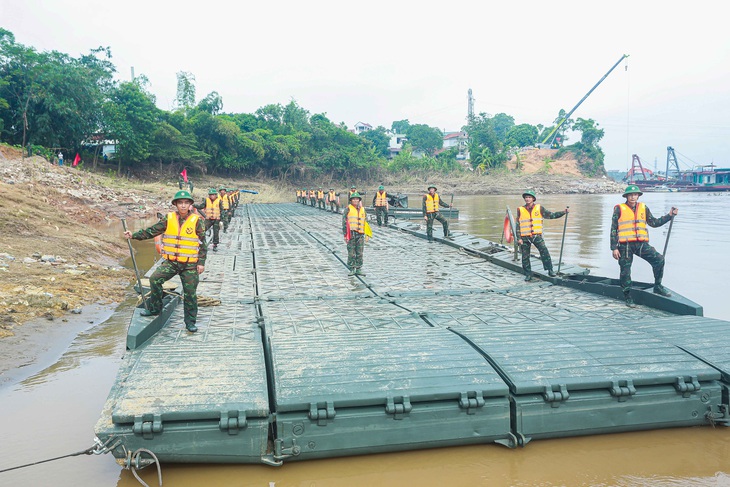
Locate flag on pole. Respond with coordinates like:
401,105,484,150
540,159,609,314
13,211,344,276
72,153,81,167
180,168,188,182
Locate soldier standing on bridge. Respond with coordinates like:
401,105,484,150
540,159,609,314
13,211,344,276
327,188,340,213
343,192,367,276
372,185,390,227
515,190,568,281
124,190,206,333
194,188,223,251
422,185,453,242
611,184,678,307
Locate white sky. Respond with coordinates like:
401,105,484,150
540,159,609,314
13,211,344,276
2,0,729,170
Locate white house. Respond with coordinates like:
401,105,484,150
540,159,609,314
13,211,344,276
353,122,373,135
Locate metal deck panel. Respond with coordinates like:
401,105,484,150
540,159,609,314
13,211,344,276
629,316,730,382
269,327,509,412
112,321,269,423
451,321,721,395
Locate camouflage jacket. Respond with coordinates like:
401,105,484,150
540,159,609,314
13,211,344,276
514,205,566,237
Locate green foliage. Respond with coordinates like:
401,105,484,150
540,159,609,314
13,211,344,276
175,71,196,110
360,126,390,157
103,79,158,164
391,119,410,134
505,124,539,148
406,124,443,155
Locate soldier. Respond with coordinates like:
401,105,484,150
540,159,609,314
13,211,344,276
309,188,317,207
372,185,390,227
610,185,678,307
317,187,326,210
327,187,340,213
194,188,223,251
296,188,302,203
218,187,230,232
422,185,453,242
348,185,358,199
124,190,206,333
343,192,366,276
515,190,568,281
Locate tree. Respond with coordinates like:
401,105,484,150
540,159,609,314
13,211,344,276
505,123,539,148
492,113,515,142
572,117,604,147
175,71,196,110
360,125,390,157
391,119,410,134
196,91,223,116
406,124,442,156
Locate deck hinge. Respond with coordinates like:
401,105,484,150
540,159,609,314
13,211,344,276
308,401,336,426
220,410,247,435
610,379,637,402
385,396,412,419
543,384,570,408
272,438,301,462
458,391,485,415
674,376,701,397
132,414,163,439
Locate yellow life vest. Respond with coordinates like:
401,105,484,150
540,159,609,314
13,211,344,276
317,190,324,199
296,190,301,197
205,197,221,220
617,203,649,243
328,191,336,202
518,204,543,237
375,191,388,206
425,193,440,213
349,190,357,198
309,190,315,198
220,194,230,210
161,212,200,263
346,205,366,234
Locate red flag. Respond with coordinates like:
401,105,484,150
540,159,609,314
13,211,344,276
180,168,188,182
72,153,81,167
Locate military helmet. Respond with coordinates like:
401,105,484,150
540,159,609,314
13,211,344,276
623,184,643,197
172,190,194,204
349,192,362,200
378,185,385,190
208,188,218,195
522,190,537,200
350,185,356,189
218,186,227,191
427,184,437,191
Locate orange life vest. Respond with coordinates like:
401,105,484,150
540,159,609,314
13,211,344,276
205,197,221,220
375,191,388,207
617,203,649,243
161,212,200,263
518,204,543,237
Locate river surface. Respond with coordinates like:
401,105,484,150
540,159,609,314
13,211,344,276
1,193,729,487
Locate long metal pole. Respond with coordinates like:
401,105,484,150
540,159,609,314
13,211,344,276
556,206,570,275
662,214,675,256
121,218,148,310
448,193,454,219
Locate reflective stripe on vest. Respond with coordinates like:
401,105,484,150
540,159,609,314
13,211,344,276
309,190,315,197
161,212,200,263
375,191,388,206
221,194,230,210
518,204,543,236
617,203,649,243
205,197,220,220
317,190,324,199
425,193,440,213
347,205,366,234
328,191,336,202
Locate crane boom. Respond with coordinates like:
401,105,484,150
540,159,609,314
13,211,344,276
541,54,629,147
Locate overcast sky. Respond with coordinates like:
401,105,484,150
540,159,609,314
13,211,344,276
2,0,728,170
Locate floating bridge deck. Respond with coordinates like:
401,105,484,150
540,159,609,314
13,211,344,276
96,203,730,466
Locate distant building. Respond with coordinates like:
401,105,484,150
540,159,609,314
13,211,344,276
83,133,117,159
387,131,407,159
353,122,373,135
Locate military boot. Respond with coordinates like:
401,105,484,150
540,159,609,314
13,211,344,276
625,295,637,308
140,309,159,317
347,268,356,276
524,272,533,282
185,323,198,333
355,268,366,276
548,269,557,277
653,284,672,297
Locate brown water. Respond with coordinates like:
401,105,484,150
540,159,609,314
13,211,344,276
1,196,729,487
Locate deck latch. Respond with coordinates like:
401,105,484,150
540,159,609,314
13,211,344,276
543,384,570,408
610,380,637,402
220,410,247,435
458,391,485,414
132,414,163,439
674,376,701,397
308,401,336,426
386,396,412,419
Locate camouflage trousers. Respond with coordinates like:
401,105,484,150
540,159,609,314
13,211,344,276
205,218,220,245
520,235,553,274
221,210,230,232
346,232,365,270
329,201,339,213
617,241,665,295
318,198,326,209
310,198,316,207
426,212,449,240
147,259,200,326
375,206,389,226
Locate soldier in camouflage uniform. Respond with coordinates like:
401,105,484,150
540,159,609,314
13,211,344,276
515,190,568,281
194,189,223,250
124,190,207,332
610,185,678,307
343,192,366,276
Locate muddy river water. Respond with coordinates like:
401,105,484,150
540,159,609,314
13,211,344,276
1,193,729,486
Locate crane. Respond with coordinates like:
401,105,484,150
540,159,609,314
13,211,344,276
539,54,629,148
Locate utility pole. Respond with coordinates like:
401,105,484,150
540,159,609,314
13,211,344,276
131,66,135,81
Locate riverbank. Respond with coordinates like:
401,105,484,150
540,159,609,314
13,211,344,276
0,145,622,340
